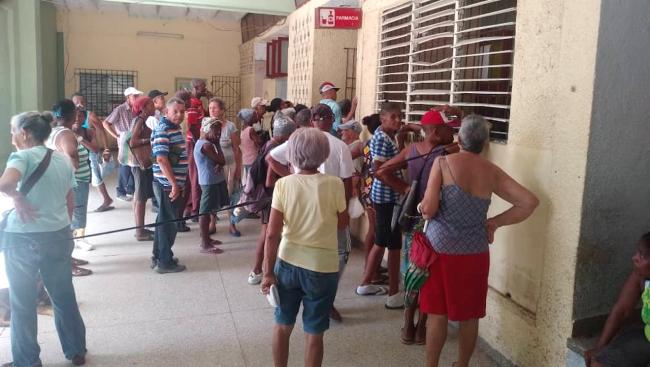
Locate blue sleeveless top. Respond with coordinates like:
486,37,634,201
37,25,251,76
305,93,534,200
425,158,491,254
193,139,225,186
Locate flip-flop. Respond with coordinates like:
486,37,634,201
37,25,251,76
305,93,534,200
135,232,154,241
72,266,93,277
94,204,115,212
209,239,223,246
370,274,389,285
401,328,415,345
229,229,241,237
71,258,89,266
199,246,224,254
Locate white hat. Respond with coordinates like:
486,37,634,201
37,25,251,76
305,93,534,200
251,97,269,108
124,87,143,97
337,119,362,134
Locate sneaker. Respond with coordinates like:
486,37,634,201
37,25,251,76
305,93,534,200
116,194,132,202
385,292,405,309
155,263,187,274
356,284,387,296
74,240,95,251
247,271,262,285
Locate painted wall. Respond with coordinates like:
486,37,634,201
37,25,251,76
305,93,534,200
311,28,358,106
0,0,58,169
40,2,60,110
573,0,650,322
356,0,602,365
58,8,241,106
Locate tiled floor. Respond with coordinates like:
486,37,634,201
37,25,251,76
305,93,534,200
0,180,498,366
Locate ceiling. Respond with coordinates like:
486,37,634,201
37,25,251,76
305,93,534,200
47,0,295,22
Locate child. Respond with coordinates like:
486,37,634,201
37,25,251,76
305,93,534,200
585,232,650,367
193,120,228,254
356,102,407,309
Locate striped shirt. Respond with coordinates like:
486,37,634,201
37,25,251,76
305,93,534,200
369,127,401,204
151,117,188,188
47,126,91,183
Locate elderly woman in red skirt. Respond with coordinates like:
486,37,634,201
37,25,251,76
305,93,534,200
419,114,538,367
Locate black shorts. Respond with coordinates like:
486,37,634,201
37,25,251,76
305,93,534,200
131,167,153,201
596,324,650,366
373,202,402,250
199,182,229,215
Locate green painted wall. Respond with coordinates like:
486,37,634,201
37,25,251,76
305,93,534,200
40,1,59,110
0,0,59,169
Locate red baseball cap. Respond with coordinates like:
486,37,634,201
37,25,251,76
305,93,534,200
319,81,340,94
421,110,445,126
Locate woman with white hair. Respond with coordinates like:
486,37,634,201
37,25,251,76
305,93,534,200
419,114,539,367
0,111,87,366
261,128,348,367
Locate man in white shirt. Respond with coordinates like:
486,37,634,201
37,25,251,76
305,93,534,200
145,89,168,130
267,104,353,322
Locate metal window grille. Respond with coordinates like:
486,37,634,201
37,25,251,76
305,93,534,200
376,2,413,112
378,0,517,141
344,47,357,100
209,75,241,123
75,69,138,117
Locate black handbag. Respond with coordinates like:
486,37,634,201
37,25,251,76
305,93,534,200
0,149,53,246
392,148,437,232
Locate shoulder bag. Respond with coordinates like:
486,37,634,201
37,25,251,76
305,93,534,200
0,149,54,247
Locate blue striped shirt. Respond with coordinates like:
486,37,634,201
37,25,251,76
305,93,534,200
151,117,188,188
370,127,401,204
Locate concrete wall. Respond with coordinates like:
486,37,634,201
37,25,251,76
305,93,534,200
356,0,602,365
0,0,59,169
58,8,241,102
573,0,650,322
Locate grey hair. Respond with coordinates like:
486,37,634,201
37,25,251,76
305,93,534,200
459,114,490,154
294,109,312,128
10,111,53,142
287,128,330,171
166,97,185,108
273,114,297,138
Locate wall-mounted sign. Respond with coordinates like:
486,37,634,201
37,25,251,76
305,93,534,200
315,7,362,29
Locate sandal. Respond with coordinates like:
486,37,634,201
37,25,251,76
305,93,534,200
135,232,154,241
401,327,415,345
94,204,115,213
229,229,241,237
71,257,89,266
370,274,389,285
72,266,92,277
199,246,224,254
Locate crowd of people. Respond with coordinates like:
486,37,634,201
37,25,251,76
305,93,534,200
0,78,553,367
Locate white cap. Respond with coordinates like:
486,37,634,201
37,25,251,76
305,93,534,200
251,97,269,108
124,87,144,97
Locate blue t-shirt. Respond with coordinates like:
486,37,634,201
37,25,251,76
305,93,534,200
193,139,226,186
4,146,76,233
320,98,342,135
370,127,401,204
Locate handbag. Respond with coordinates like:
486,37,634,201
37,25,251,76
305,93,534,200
0,149,54,245
392,147,437,232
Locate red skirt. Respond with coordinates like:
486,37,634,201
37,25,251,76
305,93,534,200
419,251,490,321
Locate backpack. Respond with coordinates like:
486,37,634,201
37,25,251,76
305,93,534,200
238,141,278,213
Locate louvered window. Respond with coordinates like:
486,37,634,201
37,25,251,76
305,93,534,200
378,0,516,141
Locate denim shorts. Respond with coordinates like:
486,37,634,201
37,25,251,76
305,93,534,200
274,259,339,335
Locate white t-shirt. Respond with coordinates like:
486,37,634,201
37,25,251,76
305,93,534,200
270,130,354,179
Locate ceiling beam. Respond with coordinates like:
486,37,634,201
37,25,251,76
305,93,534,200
102,0,295,16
